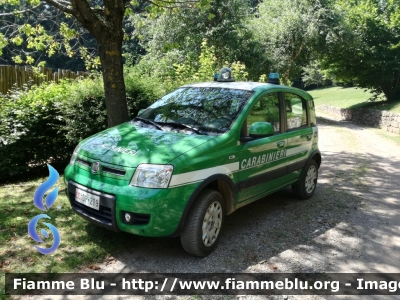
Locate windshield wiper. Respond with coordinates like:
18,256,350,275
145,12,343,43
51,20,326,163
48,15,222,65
162,122,206,135
134,117,166,131
200,126,225,134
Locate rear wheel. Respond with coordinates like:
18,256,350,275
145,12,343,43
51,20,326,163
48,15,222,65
180,189,225,256
292,159,318,199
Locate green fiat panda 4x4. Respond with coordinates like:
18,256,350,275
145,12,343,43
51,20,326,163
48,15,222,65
64,69,321,256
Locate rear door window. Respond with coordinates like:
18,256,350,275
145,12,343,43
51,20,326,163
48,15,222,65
285,93,307,130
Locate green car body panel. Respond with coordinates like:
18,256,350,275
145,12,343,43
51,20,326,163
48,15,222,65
64,81,321,239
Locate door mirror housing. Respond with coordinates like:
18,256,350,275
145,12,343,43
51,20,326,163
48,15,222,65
249,122,274,138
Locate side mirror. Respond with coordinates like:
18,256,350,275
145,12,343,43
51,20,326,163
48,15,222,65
137,109,145,116
248,122,274,138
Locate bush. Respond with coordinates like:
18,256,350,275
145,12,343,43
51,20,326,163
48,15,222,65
61,70,163,145
60,77,108,145
0,82,73,180
0,70,163,181
124,67,165,117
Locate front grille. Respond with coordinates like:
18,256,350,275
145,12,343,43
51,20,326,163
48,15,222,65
68,181,119,231
76,158,90,167
76,158,126,177
102,166,126,176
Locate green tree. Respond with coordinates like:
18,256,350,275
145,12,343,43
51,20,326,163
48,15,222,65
319,0,400,102
132,0,266,80
0,1,96,70
302,61,327,88
249,0,333,84
0,0,210,127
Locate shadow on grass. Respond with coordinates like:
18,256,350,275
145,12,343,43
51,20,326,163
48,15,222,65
348,99,400,111
0,160,69,186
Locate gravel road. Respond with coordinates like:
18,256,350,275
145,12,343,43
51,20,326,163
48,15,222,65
18,113,400,300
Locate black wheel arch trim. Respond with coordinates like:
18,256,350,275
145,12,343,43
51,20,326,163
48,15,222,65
308,149,321,168
298,149,321,179
289,150,320,188
168,173,236,237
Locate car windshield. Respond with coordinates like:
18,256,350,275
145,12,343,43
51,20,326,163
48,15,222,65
136,87,254,134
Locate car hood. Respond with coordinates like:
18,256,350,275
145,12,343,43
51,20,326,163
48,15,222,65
78,122,216,167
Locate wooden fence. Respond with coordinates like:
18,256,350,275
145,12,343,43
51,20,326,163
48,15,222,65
0,65,89,95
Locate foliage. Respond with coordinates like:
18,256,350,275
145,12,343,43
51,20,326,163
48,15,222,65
164,39,249,89
1,0,213,128
60,72,161,146
302,61,329,88
319,0,400,102
58,77,107,145
0,1,96,70
171,39,217,87
0,81,73,180
132,0,266,80
132,39,249,93
249,0,335,84
0,74,161,180
124,68,165,118
0,39,247,180
231,61,249,81
0,33,7,56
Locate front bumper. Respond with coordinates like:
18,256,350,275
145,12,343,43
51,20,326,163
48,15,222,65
65,168,197,237
68,181,119,231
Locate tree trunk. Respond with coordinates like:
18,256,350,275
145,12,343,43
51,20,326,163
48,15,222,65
283,69,290,85
62,0,129,128
98,35,128,127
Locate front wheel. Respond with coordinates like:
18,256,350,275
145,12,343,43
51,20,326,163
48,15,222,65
180,189,225,257
292,159,318,199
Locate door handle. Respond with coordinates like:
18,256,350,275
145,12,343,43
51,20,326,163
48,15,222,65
306,134,312,141
277,141,285,149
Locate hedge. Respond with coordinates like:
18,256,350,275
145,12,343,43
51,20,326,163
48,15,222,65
0,70,163,182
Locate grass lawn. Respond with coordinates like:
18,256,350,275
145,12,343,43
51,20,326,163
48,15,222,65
308,87,400,113
0,174,140,297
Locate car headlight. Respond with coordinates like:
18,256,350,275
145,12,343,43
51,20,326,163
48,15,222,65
130,164,174,188
69,144,81,166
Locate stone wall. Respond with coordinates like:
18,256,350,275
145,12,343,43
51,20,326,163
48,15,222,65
287,116,302,129
318,105,400,134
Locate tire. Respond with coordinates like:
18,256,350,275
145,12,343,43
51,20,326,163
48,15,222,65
180,189,225,257
292,159,318,200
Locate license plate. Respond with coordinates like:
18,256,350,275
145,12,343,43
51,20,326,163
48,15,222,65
75,188,100,210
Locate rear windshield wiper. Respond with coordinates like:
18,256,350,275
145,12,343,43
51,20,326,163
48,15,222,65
134,117,166,131
162,122,206,135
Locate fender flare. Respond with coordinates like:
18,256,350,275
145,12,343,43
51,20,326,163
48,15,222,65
300,149,321,178
307,149,321,168
168,174,237,237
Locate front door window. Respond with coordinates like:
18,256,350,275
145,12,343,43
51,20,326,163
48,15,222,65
246,92,280,134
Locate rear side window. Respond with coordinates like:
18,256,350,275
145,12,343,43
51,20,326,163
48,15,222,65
285,93,307,130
